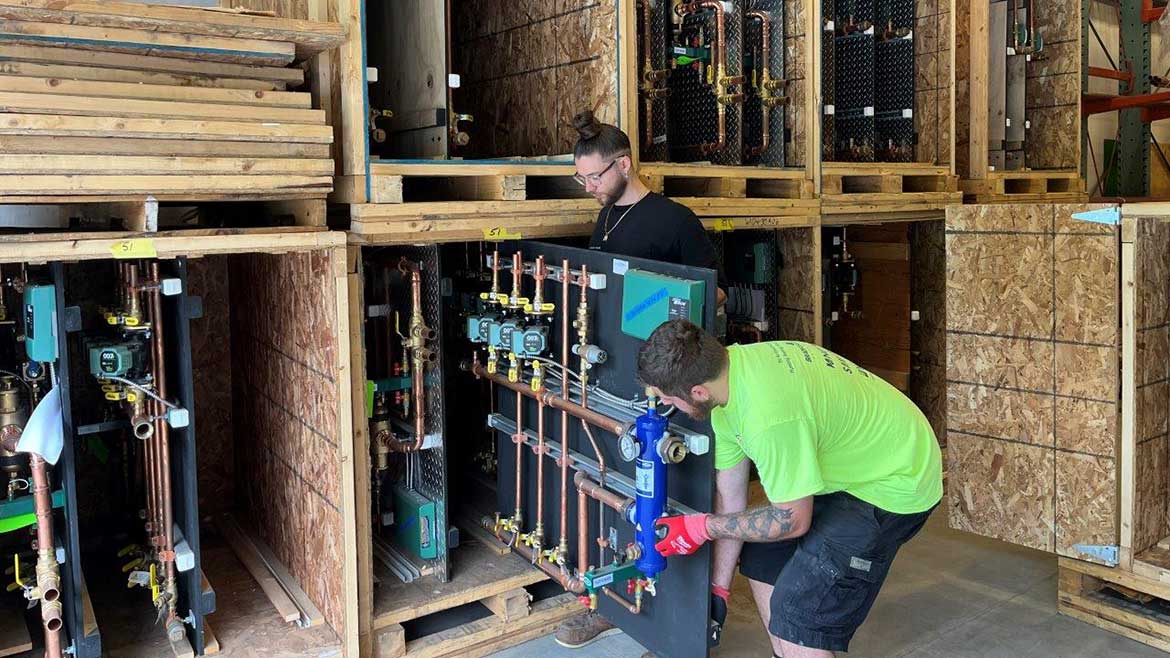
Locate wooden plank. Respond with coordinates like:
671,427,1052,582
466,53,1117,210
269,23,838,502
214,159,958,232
217,515,300,623
0,227,343,262
372,540,549,629
0,135,330,158
0,19,296,66
0,60,283,90
330,244,360,656
348,252,374,658
0,44,304,83
169,634,195,658
336,0,364,177
240,514,326,627
202,621,220,655
0,600,31,657
0,91,324,123
1060,558,1170,602
1121,240,1137,569
967,0,989,179
0,114,333,142
0,75,310,106
481,588,531,622
0,175,331,195
374,624,406,658
352,199,597,219
0,2,345,59
0,154,333,175
369,162,576,177
405,594,580,658
638,162,809,180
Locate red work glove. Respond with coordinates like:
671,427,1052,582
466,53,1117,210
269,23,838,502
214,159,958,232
654,513,711,556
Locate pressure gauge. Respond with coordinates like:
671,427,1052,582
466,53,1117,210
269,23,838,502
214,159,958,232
619,433,640,463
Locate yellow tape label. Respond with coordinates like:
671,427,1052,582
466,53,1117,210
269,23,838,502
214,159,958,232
482,227,523,241
109,239,157,259
713,219,737,232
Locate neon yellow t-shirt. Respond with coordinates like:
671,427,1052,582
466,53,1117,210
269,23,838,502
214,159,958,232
711,342,942,514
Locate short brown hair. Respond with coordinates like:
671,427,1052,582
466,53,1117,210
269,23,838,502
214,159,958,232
637,319,727,399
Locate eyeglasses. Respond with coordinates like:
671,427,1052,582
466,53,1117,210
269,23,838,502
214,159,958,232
573,158,620,187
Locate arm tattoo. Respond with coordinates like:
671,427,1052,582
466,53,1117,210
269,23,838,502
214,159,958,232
706,505,795,542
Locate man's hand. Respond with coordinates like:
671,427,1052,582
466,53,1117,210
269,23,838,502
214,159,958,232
709,584,729,646
655,514,711,556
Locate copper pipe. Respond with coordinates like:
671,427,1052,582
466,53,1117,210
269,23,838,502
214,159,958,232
575,264,608,561
746,10,771,158
558,259,571,552
535,399,545,542
675,1,741,153
603,587,641,614
577,486,589,576
471,362,628,437
148,262,177,624
31,454,62,658
483,517,585,593
400,259,427,451
510,251,522,306
514,388,524,523
491,249,500,298
575,472,634,516
641,0,655,147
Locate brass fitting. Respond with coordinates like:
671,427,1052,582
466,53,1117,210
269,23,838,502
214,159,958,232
530,361,543,392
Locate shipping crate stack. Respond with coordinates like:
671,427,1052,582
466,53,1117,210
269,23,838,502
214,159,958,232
0,1,346,231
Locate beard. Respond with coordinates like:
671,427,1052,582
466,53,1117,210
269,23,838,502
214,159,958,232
682,396,717,421
596,176,628,206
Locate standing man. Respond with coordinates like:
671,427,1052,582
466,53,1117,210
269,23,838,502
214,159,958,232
640,319,942,658
569,110,726,305
553,112,724,650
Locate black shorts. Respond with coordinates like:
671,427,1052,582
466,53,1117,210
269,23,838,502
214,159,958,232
739,492,935,652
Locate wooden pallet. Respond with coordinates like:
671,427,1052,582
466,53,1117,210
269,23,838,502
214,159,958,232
0,197,325,233
363,162,586,204
1058,556,1170,653
960,170,1086,203
348,199,598,244
640,163,818,218
820,163,961,219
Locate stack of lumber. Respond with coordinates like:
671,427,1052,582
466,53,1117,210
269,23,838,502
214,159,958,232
0,1,346,201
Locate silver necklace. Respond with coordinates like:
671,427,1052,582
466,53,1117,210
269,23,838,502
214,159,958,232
603,192,647,241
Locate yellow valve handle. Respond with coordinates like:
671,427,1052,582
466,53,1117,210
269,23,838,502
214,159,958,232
117,544,140,558
124,317,140,327
104,392,124,402
493,293,510,304
523,302,555,314
122,557,144,573
126,391,139,403
12,555,24,589
150,563,159,602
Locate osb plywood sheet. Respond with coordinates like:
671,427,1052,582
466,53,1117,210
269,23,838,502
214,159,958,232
1054,235,1118,345
1138,327,1170,387
186,257,234,517
913,0,951,166
229,252,345,637
947,383,1052,445
1054,343,1117,402
455,1,618,157
1032,0,1079,45
1054,398,1116,457
777,227,816,313
1025,106,1079,171
946,333,1054,391
779,309,817,343
1053,203,1117,235
1055,452,1116,560
1134,437,1170,554
947,432,1055,552
1139,382,1170,443
784,0,806,167
1136,219,1170,329
946,233,1053,338
914,362,947,444
1025,73,1080,110
946,203,1052,233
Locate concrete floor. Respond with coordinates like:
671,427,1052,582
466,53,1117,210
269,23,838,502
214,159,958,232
491,513,1170,658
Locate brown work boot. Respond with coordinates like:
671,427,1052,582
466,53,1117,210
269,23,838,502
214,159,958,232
553,610,620,648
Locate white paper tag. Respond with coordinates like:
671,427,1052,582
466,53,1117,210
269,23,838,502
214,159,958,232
1025,120,1032,129
366,67,379,83
613,258,629,275
904,29,913,40
448,73,461,88
1007,46,1016,55
864,25,874,35
1006,118,1012,127
902,108,913,118
825,20,835,31
864,106,875,117
824,104,836,115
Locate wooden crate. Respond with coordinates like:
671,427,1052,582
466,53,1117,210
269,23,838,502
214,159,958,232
955,0,1085,198
820,163,962,221
1059,556,1170,654
0,198,326,234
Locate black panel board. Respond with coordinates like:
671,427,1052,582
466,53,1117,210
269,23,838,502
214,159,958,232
490,241,717,658
743,0,786,166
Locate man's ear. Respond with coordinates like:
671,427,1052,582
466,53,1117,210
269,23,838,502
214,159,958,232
691,384,710,402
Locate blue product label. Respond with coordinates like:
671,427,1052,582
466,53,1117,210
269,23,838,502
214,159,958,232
635,459,654,497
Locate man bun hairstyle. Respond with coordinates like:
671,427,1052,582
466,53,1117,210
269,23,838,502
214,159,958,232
637,319,728,400
572,109,631,160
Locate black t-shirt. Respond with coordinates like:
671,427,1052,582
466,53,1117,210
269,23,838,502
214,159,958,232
589,192,719,276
